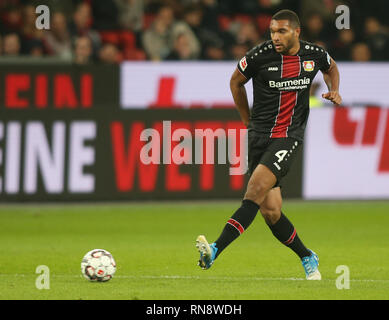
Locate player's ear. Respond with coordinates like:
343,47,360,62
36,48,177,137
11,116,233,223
295,27,301,38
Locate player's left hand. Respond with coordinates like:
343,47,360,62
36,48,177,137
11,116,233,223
322,91,342,105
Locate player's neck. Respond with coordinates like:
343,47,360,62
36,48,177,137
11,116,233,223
284,40,300,56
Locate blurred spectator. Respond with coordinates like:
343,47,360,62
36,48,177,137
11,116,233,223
234,21,262,48
3,32,21,56
255,0,283,14
230,42,251,60
226,17,264,59
0,35,2,55
301,13,328,44
181,3,232,60
91,0,120,31
29,40,44,57
20,4,45,55
142,5,174,60
73,36,93,64
21,4,40,37
363,17,389,61
171,14,201,59
353,0,389,33
1,5,22,34
199,0,220,31
204,42,225,60
351,42,371,62
300,0,337,24
99,43,121,63
331,29,355,61
115,0,144,32
68,2,101,55
182,4,203,33
43,11,72,60
142,5,200,61
166,33,194,60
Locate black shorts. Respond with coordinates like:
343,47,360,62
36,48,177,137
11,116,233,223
247,133,302,188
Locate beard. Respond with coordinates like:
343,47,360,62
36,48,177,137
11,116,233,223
280,40,294,54
274,38,298,55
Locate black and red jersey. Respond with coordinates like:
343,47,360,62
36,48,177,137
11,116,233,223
237,40,332,141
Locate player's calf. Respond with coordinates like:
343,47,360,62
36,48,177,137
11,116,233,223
210,199,260,261
267,212,311,259
259,206,282,225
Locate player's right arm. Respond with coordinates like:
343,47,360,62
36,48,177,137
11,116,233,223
321,57,342,105
230,68,250,127
231,46,261,127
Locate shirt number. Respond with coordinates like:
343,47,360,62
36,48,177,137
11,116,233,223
275,150,288,163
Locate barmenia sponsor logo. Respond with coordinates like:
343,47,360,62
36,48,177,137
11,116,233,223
269,77,311,90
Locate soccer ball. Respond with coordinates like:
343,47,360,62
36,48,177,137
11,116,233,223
81,249,116,282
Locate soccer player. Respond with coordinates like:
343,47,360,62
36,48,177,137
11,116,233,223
196,9,342,280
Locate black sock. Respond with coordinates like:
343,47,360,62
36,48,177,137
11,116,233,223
214,199,259,258
268,212,311,259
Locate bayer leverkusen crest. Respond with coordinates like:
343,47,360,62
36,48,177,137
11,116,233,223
303,60,315,72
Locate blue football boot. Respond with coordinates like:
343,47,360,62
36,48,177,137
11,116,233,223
196,235,218,270
301,250,321,280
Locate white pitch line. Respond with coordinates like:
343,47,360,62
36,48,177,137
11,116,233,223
1,273,389,283
114,275,389,283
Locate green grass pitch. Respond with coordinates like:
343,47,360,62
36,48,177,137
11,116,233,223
1,200,389,300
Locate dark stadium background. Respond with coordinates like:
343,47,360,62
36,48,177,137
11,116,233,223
1,0,388,201
1,0,389,303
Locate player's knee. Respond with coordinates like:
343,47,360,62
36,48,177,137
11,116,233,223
259,206,281,225
244,181,268,204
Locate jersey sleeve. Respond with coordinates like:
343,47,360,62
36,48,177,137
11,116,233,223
237,56,254,79
317,48,332,72
236,47,259,79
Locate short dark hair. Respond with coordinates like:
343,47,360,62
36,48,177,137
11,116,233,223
272,9,301,29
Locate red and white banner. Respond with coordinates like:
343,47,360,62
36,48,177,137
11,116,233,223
0,121,96,195
303,107,389,199
121,62,244,108
120,62,389,109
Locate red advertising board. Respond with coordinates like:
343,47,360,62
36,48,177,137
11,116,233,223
304,107,389,199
